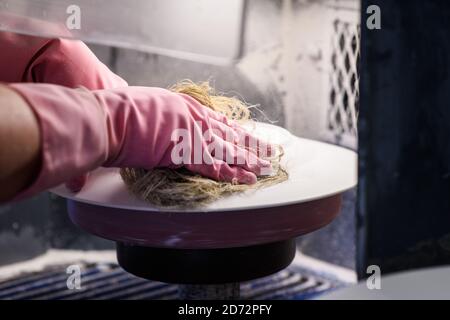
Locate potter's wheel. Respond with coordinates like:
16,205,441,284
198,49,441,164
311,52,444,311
51,123,357,285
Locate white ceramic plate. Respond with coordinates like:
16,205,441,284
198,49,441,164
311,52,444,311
51,123,357,212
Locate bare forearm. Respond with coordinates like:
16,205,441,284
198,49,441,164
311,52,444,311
0,85,41,202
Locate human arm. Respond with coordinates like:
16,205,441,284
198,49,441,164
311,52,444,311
0,83,272,202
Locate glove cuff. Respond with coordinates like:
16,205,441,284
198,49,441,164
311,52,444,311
8,83,109,200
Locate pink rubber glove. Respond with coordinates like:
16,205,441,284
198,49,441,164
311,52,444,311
0,31,127,89
9,83,273,200
0,31,128,192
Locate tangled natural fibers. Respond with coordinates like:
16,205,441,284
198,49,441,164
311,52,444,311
120,80,288,208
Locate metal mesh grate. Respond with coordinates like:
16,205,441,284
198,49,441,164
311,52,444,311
0,263,345,300
328,18,360,139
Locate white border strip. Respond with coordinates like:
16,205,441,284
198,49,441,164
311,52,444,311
293,252,357,284
0,249,116,281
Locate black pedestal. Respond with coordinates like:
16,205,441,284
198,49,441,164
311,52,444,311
116,239,296,284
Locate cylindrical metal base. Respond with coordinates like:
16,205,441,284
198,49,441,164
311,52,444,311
116,239,296,284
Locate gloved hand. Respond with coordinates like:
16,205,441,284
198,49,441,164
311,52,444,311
8,83,273,200
0,31,128,192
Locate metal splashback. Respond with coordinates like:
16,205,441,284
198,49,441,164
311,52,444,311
0,0,245,65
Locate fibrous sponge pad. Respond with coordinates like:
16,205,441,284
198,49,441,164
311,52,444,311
120,81,288,208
